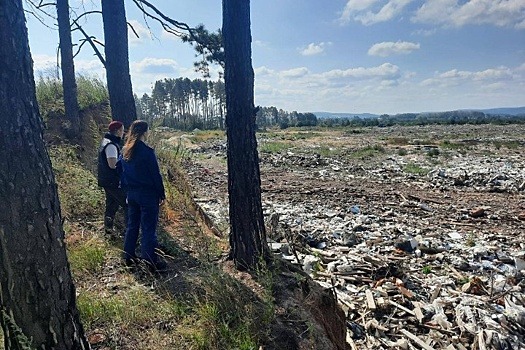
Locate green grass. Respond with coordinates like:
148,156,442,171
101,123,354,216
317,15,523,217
440,140,468,150
188,130,225,143
49,146,104,220
76,75,109,110
68,238,107,274
259,141,293,154
348,144,385,158
387,137,410,146
426,148,440,158
78,287,188,329
397,148,408,156
36,75,109,121
493,140,521,150
403,162,429,175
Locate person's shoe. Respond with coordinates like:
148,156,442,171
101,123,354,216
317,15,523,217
125,258,138,267
123,254,139,268
104,216,114,235
145,259,168,273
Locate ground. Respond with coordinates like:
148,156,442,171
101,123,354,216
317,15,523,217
170,123,525,349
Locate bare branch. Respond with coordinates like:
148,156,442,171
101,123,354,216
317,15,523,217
24,0,57,25
131,0,197,38
71,18,106,67
127,21,140,39
71,10,101,24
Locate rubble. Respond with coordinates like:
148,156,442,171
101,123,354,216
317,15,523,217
176,124,525,350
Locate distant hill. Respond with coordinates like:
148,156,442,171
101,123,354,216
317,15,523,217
313,107,525,119
472,107,525,116
313,112,379,119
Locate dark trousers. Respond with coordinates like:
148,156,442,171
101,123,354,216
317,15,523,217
103,187,127,228
123,190,160,264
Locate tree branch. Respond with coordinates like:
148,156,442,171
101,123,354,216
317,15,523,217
71,19,106,67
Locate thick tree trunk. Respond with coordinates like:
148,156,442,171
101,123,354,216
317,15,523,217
56,0,80,139
223,0,270,270
101,0,136,128
0,1,89,348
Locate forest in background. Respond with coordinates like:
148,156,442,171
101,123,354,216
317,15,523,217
135,76,525,131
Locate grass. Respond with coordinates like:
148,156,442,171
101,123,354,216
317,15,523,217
259,140,293,154
348,144,385,159
68,238,107,274
387,137,410,146
36,75,109,121
440,140,468,150
49,145,104,220
403,162,429,175
493,140,521,150
46,138,278,349
188,130,225,143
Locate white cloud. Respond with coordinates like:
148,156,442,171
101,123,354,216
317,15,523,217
280,67,309,78
412,0,525,28
32,54,104,78
299,43,325,56
252,61,524,114
339,0,381,24
421,66,514,88
338,0,525,28
32,54,57,72
128,20,153,45
339,0,414,25
131,57,178,75
321,63,401,80
300,42,331,56
368,41,420,56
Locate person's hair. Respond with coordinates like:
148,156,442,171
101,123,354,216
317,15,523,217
122,120,148,161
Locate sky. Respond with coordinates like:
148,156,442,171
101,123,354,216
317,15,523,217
26,0,525,115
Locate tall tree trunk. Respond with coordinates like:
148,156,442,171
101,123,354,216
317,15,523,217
223,0,269,270
101,0,136,128
56,0,80,139
0,0,89,348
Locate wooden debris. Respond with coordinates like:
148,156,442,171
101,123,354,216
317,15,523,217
365,289,376,310
400,329,436,350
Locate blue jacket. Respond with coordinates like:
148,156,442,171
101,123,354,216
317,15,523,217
117,141,166,200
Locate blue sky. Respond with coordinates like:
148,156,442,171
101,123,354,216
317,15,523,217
27,0,525,115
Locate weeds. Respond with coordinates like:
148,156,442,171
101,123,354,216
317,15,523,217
259,141,293,154
493,140,521,150
440,140,467,150
387,137,410,146
349,144,385,159
426,148,440,158
189,130,225,143
49,146,104,220
36,75,109,121
68,238,106,274
397,148,408,156
404,162,429,175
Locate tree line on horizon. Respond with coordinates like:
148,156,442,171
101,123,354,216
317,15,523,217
135,79,525,131
135,77,318,130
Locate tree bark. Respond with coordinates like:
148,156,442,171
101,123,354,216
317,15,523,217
223,0,270,270
0,0,89,348
101,0,136,128
57,0,81,139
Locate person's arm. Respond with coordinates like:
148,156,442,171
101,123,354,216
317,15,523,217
148,150,166,201
105,144,118,169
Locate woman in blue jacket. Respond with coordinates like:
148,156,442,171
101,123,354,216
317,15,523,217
118,120,166,271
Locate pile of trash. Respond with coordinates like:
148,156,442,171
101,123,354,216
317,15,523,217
179,124,525,349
